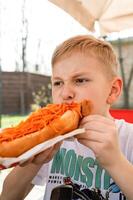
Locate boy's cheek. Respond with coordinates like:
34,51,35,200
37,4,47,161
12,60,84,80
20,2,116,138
52,92,59,102
52,96,62,104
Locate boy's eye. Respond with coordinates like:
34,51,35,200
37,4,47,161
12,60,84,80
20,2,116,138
75,78,89,84
53,81,63,86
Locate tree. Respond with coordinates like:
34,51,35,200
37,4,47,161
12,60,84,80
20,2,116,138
31,84,52,111
21,0,28,72
20,0,29,115
35,39,41,73
118,38,133,108
0,59,2,127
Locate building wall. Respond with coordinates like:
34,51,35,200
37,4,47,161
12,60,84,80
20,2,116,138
1,72,51,114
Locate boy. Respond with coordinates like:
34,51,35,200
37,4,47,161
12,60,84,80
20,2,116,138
0,35,133,200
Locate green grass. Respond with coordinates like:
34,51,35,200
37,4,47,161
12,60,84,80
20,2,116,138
1,115,27,128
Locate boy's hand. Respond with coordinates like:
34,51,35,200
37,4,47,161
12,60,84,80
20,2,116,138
20,141,62,167
75,115,122,169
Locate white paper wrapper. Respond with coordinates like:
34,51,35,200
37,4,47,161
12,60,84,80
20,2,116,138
0,128,85,170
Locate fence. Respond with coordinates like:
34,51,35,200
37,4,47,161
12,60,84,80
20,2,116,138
1,72,50,114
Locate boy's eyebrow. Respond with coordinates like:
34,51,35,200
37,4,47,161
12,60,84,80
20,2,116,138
72,72,89,78
51,76,62,80
52,72,89,80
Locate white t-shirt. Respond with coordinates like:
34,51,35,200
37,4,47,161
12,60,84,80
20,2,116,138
32,119,133,200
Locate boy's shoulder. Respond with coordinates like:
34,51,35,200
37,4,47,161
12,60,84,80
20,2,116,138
115,119,133,149
115,118,133,127
115,119,133,161
115,119,133,134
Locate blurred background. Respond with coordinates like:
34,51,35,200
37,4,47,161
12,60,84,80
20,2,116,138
0,0,133,127
0,0,133,199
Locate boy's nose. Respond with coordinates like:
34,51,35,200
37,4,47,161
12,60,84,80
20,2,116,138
61,85,75,101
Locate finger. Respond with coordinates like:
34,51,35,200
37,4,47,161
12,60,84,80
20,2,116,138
80,121,116,134
20,156,35,167
53,141,63,150
80,115,114,126
77,139,102,157
76,130,106,143
44,141,63,162
33,141,62,164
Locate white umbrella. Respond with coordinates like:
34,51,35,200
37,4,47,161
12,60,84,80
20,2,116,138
49,0,133,35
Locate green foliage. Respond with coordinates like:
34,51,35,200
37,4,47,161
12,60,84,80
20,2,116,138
31,83,52,111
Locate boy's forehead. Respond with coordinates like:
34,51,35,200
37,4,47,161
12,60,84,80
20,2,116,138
52,53,104,77
52,71,89,80
52,51,103,68
52,66,91,79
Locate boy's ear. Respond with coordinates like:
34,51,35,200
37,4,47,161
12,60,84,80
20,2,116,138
107,77,123,105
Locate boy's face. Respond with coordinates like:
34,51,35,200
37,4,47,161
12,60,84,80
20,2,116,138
51,52,114,115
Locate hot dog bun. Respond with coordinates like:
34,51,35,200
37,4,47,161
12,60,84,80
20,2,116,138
0,100,92,157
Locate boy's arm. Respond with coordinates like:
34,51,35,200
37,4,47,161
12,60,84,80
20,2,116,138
0,142,62,200
106,154,133,200
0,163,41,200
76,115,133,199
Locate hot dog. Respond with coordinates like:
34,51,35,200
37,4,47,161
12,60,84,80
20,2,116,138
0,100,92,157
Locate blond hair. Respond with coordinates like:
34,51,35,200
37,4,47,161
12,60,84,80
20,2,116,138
51,35,119,78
